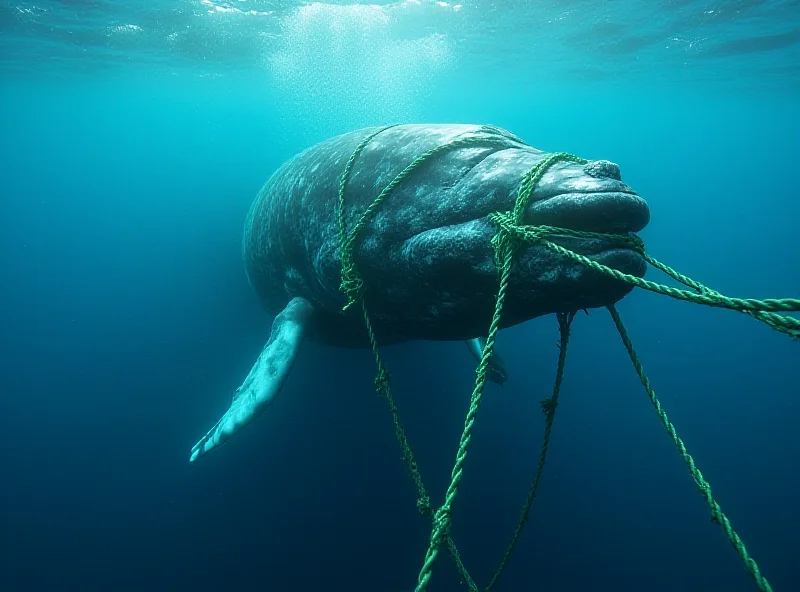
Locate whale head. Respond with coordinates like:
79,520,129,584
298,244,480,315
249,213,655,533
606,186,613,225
381,140,651,340
501,154,651,323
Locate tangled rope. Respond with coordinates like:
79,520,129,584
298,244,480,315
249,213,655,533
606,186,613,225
334,126,797,592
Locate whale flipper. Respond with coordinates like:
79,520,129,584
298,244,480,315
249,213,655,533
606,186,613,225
190,297,314,462
464,337,508,386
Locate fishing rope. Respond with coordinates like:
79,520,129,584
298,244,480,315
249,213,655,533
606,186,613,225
484,310,575,591
607,304,774,592
337,124,480,590
335,126,797,592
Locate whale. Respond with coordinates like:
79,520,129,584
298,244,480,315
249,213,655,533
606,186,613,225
190,123,650,462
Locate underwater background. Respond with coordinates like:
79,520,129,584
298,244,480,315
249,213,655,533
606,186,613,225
1,1,798,591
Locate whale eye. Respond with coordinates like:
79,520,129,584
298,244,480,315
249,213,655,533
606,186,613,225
584,160,622,181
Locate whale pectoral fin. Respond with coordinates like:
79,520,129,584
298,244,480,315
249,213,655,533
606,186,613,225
464,337,508,386
189,297,315,462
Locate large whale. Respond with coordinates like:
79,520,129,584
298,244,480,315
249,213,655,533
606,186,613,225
190,124,650,461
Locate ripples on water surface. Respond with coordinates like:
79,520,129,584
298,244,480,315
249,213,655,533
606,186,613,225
2,0,799,90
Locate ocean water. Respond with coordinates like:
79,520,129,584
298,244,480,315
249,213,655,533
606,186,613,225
1,1,798,591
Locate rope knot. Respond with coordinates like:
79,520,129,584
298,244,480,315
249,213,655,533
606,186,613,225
540,396,557,419
488,211,551,255
339,263,363,311
488,212,523,269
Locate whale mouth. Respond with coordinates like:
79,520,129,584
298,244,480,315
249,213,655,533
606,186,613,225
516,188,652,300
525,190,650,236
525,189,650,270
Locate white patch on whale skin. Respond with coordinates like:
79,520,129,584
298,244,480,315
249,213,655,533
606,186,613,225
477,164,509,183
475,259,496,276
459,146,490,161
313,241,339,292
372,157,395,186
536,263,579,284
535,268,555,283
565,265,582,281
372,212,392,236
283,267,306,295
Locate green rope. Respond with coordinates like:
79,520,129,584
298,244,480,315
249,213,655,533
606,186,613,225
415,242,514,592
337,124,401,309
415,153,585,592
337,126,481,590
484,311,575,591
358,295,479,592
607,304,774,592
334,126,796,591
643,254,798,337
339,128,516,311
488,213,800,338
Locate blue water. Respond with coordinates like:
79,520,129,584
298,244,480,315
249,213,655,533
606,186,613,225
1,2,798,591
